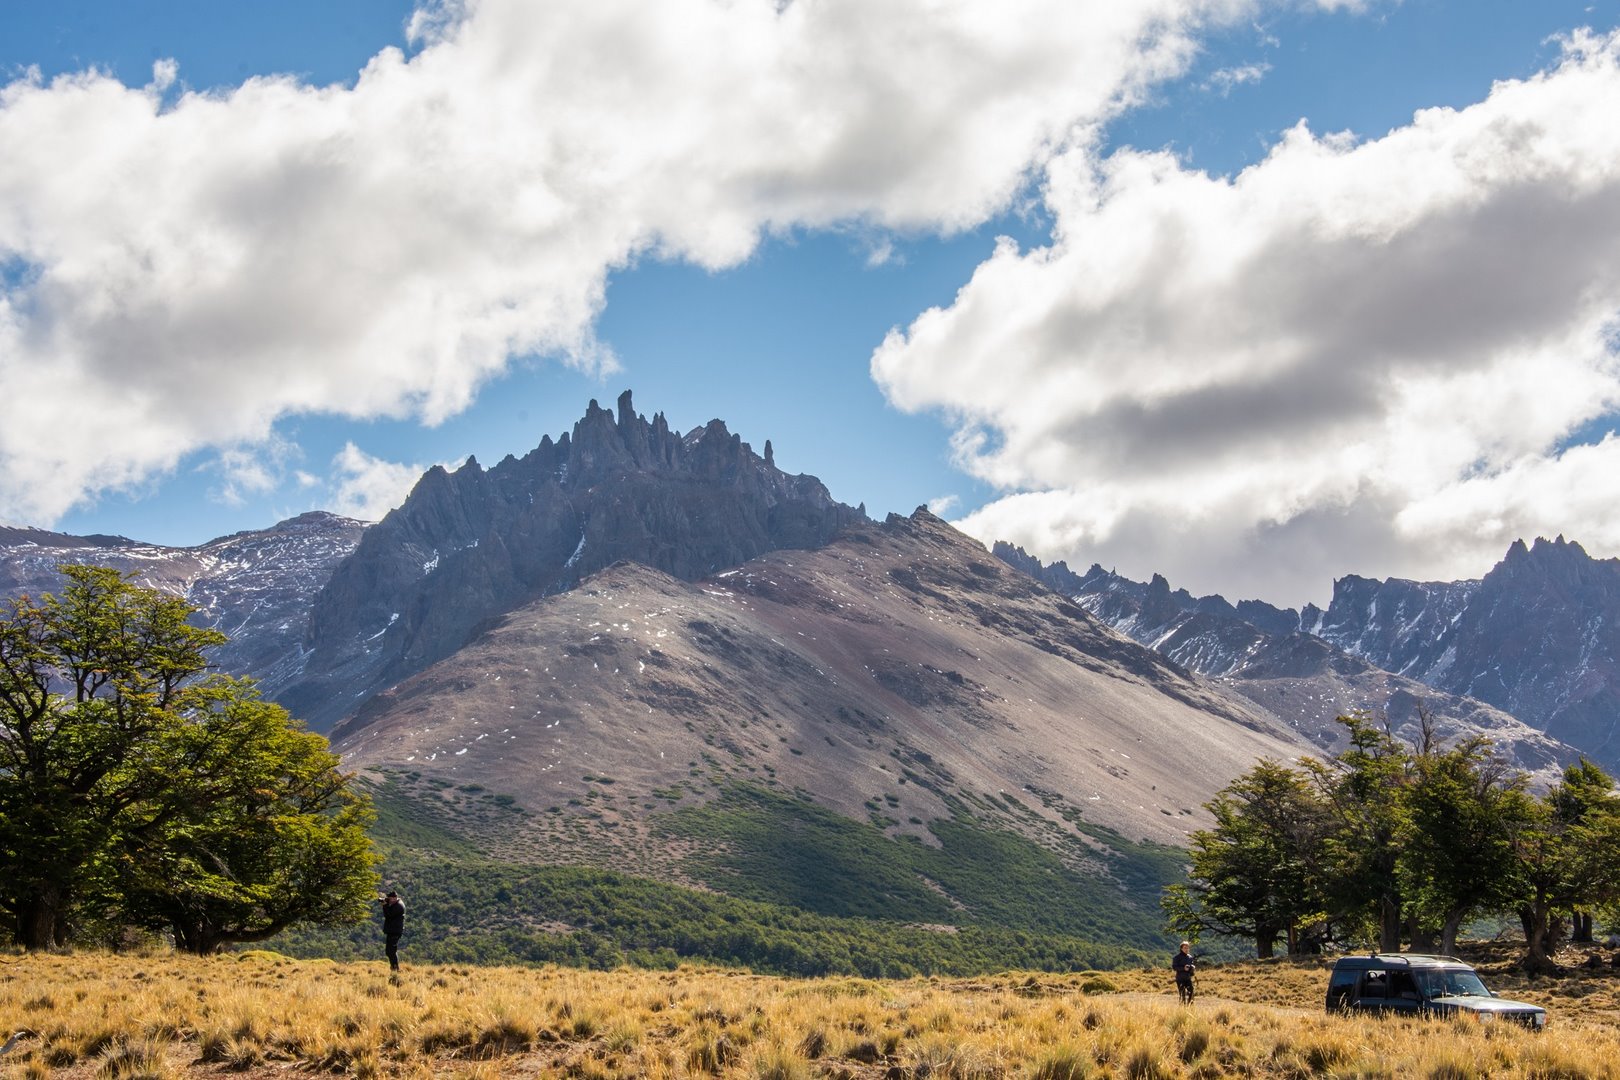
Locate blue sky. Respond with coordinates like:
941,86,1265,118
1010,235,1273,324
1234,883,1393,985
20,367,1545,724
3,0,1619,605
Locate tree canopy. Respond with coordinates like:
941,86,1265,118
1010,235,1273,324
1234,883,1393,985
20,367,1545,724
1167,712,1620,971
0,565,377,952
1163,759,1328,958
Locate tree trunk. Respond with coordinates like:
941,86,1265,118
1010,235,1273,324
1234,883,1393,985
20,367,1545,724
1548,914,1567,954
1379,897,1403,953
1572,911,1594,944
172,915,288,955
1440,913,1463,958
1408,916,1438,953
172,919,221,955
1255,929,1276,959
1523,903,1561,976
15,885,63,951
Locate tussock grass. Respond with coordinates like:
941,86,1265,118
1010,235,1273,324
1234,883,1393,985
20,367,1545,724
1,948,1619,1077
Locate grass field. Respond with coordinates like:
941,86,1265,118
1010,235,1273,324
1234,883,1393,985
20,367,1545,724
3,942,1619,1078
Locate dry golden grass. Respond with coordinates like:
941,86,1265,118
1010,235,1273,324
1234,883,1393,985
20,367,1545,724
1,945,1618,1078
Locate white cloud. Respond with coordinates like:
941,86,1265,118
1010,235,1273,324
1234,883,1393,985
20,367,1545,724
927,494,962,517
0,0,1299,527
1202,61,1271,95
873,31,1620,606
207,439,298,508
327,443,428,523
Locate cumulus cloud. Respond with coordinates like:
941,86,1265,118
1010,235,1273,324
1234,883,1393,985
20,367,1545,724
0,0,1305,527
872,31,1620,605
327,443,429,523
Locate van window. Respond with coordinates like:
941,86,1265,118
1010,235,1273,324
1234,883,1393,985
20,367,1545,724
1358,970,1388,998
1326,968,1359,1009
1416,969,1491,999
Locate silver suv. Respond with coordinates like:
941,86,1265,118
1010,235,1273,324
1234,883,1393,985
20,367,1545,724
1325,954,1546,1029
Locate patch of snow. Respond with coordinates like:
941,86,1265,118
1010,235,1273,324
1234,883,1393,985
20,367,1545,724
565,533,587,568
365,613,400,642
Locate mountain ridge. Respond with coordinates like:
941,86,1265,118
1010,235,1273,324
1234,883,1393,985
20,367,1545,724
1310,535,1620,766
994,541,1578,783
0,510,367,703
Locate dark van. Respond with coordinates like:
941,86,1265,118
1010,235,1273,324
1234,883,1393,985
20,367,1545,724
1326,954,1545,1029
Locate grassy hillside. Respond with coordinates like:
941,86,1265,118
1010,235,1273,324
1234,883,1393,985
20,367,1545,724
658,784,1179,945
280,778,1179,976
2,949,1617,1079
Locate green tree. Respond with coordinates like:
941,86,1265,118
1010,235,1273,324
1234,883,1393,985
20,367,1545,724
117,684,378,953
1164,759,1329,958
0,566,377,951
1397,738,1533,957
1511,759,1620,974
1548,758,1617,943
1304,714,1412,952
0,566,226,947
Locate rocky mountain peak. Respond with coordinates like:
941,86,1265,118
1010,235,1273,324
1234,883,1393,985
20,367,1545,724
1308,537,1620,768
1495,535,1615,593
283,392,867,731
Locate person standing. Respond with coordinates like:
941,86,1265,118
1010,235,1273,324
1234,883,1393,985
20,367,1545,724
1172,941,1196,1003
379,890,405,971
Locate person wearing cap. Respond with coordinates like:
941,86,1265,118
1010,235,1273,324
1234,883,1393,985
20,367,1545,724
1172,941,1196,1003
378,890,406,971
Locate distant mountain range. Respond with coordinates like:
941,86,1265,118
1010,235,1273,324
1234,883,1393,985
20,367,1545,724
1307,536,1620,764
997,535,1620,777
0,511,365,703
3,391,1616,964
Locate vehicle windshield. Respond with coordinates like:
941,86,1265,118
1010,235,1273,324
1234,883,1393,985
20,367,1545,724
1415,969,1491,998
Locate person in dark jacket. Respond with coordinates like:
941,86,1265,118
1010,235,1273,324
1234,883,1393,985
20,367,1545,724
379,890,405,971
1172,941,1196,1003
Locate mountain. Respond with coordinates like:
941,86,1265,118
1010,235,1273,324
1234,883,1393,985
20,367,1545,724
334,509,1316,880
994,544,1575,783
1307,536,1620,767
282,390,867,731
0,511,366,701
8,406,1309,964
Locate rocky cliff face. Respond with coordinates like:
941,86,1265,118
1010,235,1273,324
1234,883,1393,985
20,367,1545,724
1301,576,1476,677
285,391,867,730
0,512,366,703
1311,537,1620,766
993,543,1576,782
